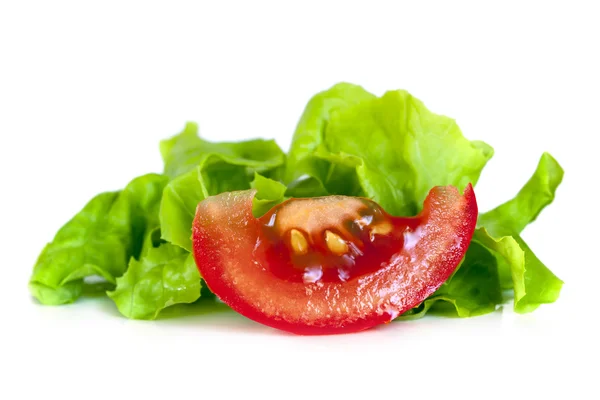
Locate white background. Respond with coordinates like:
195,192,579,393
1,1,598,399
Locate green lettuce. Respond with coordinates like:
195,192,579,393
250,172,288,217
29,174,169,305
107,227,201,320
160,122,286,179
284,83,376,196
476,152,564,313
285,82,493,215
478,152,564,237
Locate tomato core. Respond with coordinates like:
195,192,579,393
258,196,421,284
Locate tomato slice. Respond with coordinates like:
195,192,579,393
192,184,477,335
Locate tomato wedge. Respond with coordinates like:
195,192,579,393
192,184,477,335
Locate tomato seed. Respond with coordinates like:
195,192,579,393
325,230,349,255
290,229,309,255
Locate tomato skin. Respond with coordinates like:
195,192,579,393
192,185,477,335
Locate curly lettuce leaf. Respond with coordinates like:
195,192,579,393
29,192,122,305
160,122,286,179
29,174,169,305
473,229,561,314
250,172,288,217
284,83,375,193
476,152,564,313
285,83,493,215
107,228,201,320
160,140,286,252
478,152,564,236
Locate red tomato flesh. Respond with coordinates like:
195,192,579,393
192,184,477,335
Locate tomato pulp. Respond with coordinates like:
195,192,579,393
192,184,477,335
